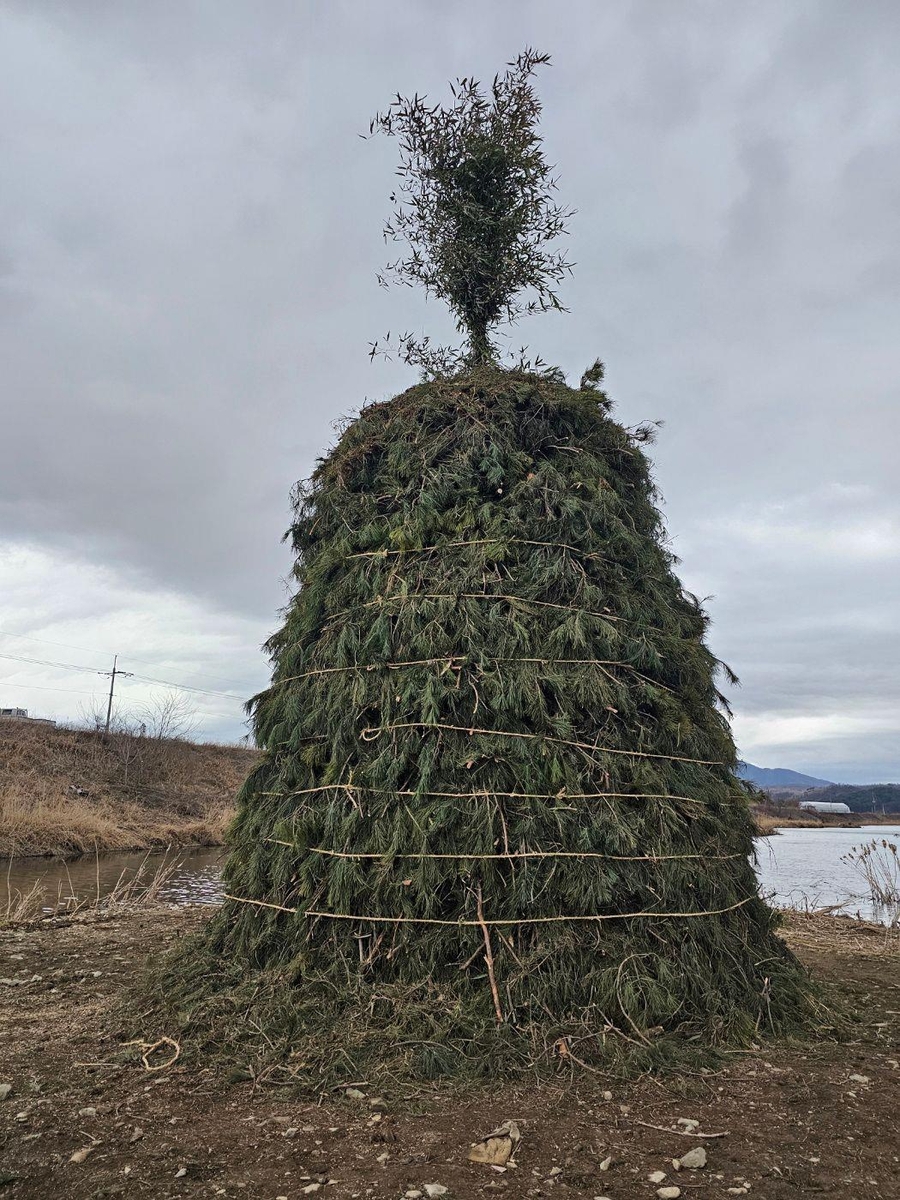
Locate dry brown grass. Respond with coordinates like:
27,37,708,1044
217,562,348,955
753,810,899,835
0,719,257,857
755,812,825,834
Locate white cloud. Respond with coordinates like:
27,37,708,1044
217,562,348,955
1,1,898,780
0,542,270,741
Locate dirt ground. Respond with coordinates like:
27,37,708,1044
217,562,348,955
1,908,898,1200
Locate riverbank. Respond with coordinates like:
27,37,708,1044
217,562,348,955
754,810,900,835
0,906,897,1199
0,720,255,857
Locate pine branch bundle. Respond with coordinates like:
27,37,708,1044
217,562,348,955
163,368,815,1082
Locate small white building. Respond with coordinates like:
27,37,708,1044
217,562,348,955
0,708,56,727
799,800,851,815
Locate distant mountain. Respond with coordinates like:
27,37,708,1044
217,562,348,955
737,762,834,790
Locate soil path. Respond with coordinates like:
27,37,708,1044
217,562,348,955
1,909,898,1199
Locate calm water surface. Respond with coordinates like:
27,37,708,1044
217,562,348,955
754,825,900,923
3,826,899,923
1,846,226,911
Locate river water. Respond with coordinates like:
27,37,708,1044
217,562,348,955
3,826,899,924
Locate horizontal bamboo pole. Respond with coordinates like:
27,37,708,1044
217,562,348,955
329,592,626,623
261,655,675,697
259,784,710,804
265,839,741,863
265,655,650,687
224,894,756,925
360,722,724,767
348,537,604,561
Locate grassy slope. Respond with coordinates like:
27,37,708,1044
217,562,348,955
0,719,257,857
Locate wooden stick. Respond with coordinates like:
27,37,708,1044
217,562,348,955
476,884,504,1024
360,721,723,767
632,1120,729,1139
224,895,755,925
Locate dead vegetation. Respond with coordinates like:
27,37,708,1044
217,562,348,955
752,809,898,835
1,851,186,928
0,719,257,857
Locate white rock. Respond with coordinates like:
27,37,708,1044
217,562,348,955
423,1188,448,1198
674,1146,707,1170
676,1118,699,1130
405,1191,422,1198
649,1170,667,1183
302,1186,322,1196
78,1107,97,1118
548,1167,563,1177
849,1073,870,1084
174,1167,187,1179
345,1087,366,1099
598,1155,612,1171
0,1084,12,1102
657,1189,681,1200
601,1090,613,1101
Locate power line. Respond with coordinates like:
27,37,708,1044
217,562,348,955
0,680,103,697
125,672,245,701
0,651,246,703
0,628,248,690
0,629,107,658
0,651,105,674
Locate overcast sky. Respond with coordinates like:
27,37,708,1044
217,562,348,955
1,1,898,782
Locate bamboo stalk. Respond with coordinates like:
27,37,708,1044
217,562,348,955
264,656,674,695
260,784,711,804
329,592,625,623
348,537,604,560
360,721,724,766
224,895,756,925
264,840,741,863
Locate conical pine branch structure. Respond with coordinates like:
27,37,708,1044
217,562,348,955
173,367,812,1080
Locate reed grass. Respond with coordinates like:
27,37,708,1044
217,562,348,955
1,850,186,928
842,839,900,908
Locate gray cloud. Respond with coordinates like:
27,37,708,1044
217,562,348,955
0,1,897,776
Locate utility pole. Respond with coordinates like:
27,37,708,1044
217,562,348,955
100,655,133,733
